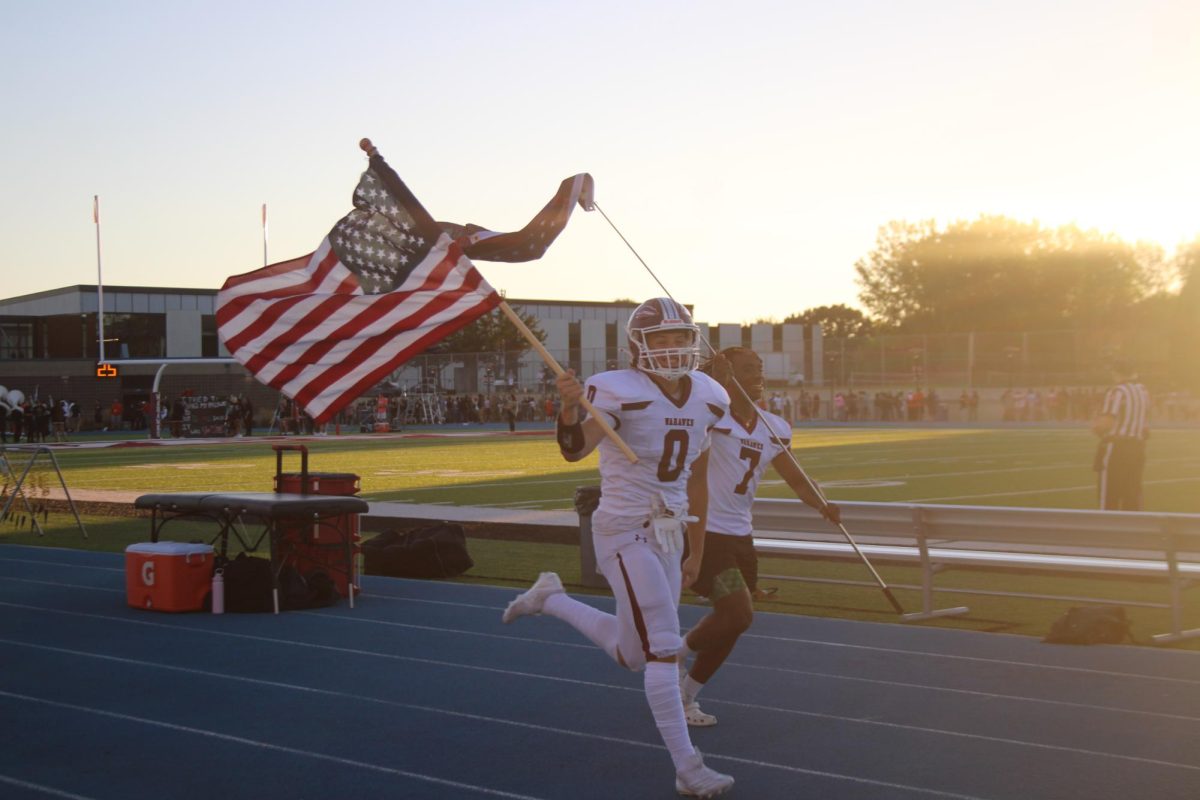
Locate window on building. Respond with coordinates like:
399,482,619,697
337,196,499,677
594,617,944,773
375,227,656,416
0,321,34,359
43,314,89,358
104,313,166,358
201,315,219,357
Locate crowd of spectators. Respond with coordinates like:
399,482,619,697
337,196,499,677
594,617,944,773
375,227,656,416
4,383,1194,443
353,384,1200,429
0,395,83,444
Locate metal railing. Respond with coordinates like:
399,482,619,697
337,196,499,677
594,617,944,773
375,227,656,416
750,498,1200,644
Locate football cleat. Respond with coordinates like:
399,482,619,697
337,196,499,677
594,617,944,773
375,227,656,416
675,749,734,797
501,572,564,624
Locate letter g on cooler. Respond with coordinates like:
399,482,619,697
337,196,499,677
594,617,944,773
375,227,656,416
141,560,156,586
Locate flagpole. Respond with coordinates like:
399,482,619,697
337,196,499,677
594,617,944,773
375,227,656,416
94,196,106,364
262,203,268,266
592,201,905,614
496,300,638,464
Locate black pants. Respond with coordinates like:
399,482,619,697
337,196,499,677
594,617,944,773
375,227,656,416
1094,437,1146,511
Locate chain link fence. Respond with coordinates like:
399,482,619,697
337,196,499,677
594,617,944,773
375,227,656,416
828,328,1176,390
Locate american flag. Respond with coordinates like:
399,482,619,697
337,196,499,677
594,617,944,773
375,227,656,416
217,149,593,424
445,172,594,262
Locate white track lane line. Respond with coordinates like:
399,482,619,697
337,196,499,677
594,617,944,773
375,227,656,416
0,556,123,573
349,588,1200,687
3,571,1192,687
0,639,987,800
3,580,1191,721
738,629,1200,685
0,774,96,800
715,658,1200,724
291,608,1200,721
2,603,1197,775
0,687,546,800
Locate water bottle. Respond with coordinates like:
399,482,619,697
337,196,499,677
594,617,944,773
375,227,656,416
211,568,225,615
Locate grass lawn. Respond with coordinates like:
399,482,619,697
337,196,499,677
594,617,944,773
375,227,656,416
6,425,1200,511
3,425,1198,649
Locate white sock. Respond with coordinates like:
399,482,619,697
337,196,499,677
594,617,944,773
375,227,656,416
542,593,620,663
644,661,696,770
681,675,705,704
679,633,696,674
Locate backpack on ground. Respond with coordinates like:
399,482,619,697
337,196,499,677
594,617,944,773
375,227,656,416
362,523,473,579
220,553,274,613
1043,605,1134,645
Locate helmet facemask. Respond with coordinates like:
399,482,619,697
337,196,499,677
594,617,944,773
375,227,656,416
630,323,701,380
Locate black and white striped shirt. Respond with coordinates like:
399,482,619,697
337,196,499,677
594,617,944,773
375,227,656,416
1101,382,1150,439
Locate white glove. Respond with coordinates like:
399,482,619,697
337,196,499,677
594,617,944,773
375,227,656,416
650,494,698,555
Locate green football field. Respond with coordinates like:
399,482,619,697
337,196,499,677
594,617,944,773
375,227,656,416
4,425,1198,647
13,424,1200,513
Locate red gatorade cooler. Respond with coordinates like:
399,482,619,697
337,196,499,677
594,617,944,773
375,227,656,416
125,542,214,612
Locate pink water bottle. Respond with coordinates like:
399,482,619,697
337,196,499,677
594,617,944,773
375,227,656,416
211,569,225,615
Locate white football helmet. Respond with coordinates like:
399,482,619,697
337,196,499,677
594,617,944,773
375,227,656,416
626,297,701,380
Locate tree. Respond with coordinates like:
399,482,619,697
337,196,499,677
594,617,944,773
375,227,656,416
784,304,875,339
1168,237,1200,388
427,305,546,375
854,215,1158,333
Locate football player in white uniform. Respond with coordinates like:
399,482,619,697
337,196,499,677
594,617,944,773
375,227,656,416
678,347,840,727
502,298,735,798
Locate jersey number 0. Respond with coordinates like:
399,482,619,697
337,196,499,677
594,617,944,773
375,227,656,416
658,429,688,482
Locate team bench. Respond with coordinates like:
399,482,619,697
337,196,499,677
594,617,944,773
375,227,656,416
749,499,1200,644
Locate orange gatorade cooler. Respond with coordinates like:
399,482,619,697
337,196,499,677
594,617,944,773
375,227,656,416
125,542,214,612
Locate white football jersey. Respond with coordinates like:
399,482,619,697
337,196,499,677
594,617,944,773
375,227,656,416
585,369,730,535
706,408,791,536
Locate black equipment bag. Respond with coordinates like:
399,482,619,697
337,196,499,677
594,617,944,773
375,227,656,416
220,553,340,612
362,523,473,579
1043,605,1134,645
221,553,274,613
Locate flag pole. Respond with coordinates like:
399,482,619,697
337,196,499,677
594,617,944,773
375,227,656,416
262,203,269,266
496,300,638,464
94,196,106,364
592,201,904,614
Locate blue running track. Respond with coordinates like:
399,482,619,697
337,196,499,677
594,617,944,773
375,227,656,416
1,544,1197,799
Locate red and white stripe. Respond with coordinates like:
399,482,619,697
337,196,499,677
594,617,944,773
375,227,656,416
216,233,499,423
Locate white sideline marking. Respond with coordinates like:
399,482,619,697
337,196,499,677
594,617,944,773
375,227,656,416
0,774,96,800
912,476,1200,503
0,687,545,800
2,604,1198,774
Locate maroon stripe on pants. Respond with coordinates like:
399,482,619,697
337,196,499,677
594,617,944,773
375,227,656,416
616,552,652,661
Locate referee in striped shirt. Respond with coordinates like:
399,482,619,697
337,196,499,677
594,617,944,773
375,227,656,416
1091,358,1151,510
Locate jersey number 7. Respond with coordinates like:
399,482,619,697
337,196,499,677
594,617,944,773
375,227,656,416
733,446,761,495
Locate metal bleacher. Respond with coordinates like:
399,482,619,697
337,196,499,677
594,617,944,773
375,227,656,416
363,497,1200,645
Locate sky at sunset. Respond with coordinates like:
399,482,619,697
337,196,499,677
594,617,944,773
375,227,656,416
3,0,1197,324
